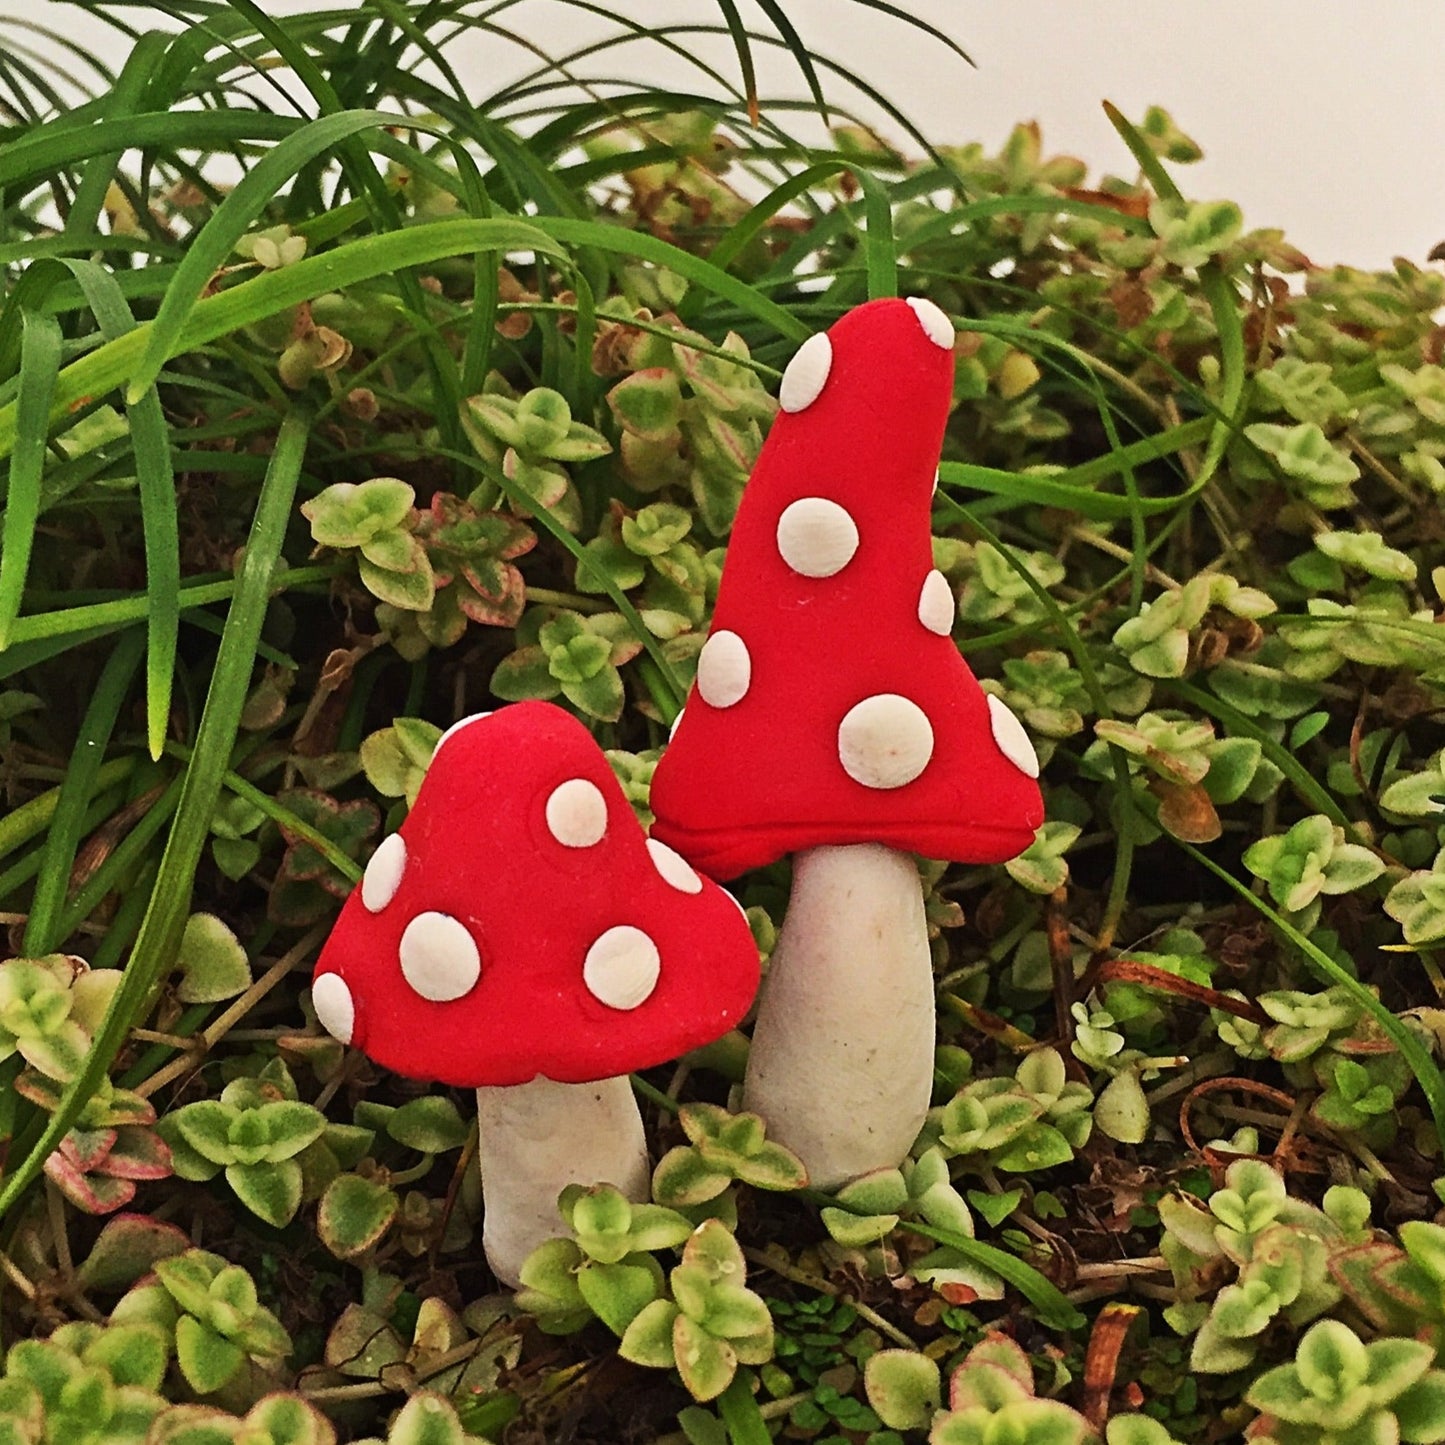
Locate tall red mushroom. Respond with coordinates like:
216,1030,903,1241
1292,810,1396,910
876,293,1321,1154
311,701,759,1285
649,297,1044,1188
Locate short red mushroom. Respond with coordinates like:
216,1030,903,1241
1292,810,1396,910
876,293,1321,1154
649,297,1045,1188
311,701,759,1286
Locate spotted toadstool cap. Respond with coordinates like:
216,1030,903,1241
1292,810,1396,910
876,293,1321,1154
310,702,760,1087
649,297,1045,880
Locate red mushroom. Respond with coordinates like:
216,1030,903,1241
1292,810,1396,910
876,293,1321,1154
649,297,1045,1188
311,701,759,1286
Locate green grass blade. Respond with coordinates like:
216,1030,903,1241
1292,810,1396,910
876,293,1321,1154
834,0,974,65
0,409,309,1225
66,31,172,239
753,0,829,120
7,579,230,647
22,629,145,956
1081,365,1147,613
0,630,112,682
764,186,1153,297
57,259,181,760
0,112,299,195
856,165,897,299
0,235,167,267
0,784,135,909
710,0,759,123
0,310,62,650
0,15,120,93
202,0,484,458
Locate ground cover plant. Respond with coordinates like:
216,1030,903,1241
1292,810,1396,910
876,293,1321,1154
1,2,1444,1441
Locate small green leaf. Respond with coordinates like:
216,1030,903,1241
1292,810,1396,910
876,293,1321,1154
85,1322,170,1393
386,1096,470,1154
609,369,684,442
77,1214,188,1290
380,1392,476,1445
226,1158,303,1227
318,1172,399,1258
358,553,436,611
820,1206,899,1247
864,1349,943,1430
966,1189,1022,1227
301,478,413,546
174,1316,244,1395
174,914,251,1004
652,1146,731,1206
1245,422,1361,497
255,1101,327,1161
618,1298,681,1369
577,1259,661,1336
673,1313,737,1402
992,1122,1075,1172
169,1102,238,1167
1095,1071,1151,1144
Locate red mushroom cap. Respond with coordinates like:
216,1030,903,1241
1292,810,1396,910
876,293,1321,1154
310,701,760,1087
649,297,1045,880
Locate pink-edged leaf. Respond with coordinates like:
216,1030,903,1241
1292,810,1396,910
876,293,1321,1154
46,1151,137,1214
103,1088,158,1128
101,1126,173,1181
61,1126,119,1172
12,1069,62,1111
457,563,527,627
77,1213,190,1290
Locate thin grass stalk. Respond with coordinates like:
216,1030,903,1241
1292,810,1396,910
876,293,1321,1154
0,309,61,650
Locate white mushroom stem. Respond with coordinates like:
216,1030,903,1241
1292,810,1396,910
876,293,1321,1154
742,843,935,1191
474,1074,650,1288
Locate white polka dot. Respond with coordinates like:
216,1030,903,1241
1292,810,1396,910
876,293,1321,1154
933,467,941,497
583,926,661,1010
669,707,685,740
545,778,608,847
361,833,407,912
399,912,481,1002
838,695,934,790
434,712,491,755
647,838,702,894
776,498,859,578
918,570,955,636
696,631,751,709
988,695,1040,779
779,333,832,413
906,297,955,349
312,974,355,1045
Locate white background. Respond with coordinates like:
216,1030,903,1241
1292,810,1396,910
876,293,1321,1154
3,0,1444,270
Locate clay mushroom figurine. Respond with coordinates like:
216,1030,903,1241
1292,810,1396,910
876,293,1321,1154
648,297,1045,1189
310,700,760,1287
